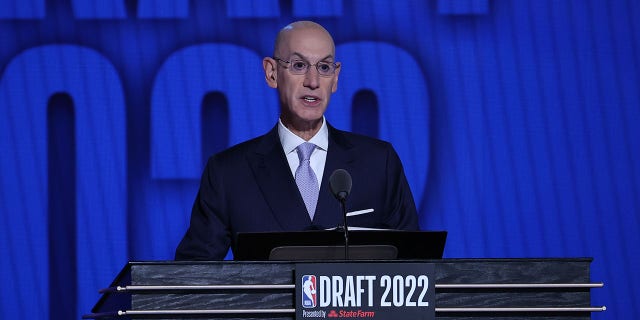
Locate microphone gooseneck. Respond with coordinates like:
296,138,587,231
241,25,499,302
329,169,352,259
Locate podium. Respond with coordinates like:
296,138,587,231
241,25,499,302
85,258,604,319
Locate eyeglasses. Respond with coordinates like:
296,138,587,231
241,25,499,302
273,57,339,77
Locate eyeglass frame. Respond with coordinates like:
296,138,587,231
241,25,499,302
272,57,340,77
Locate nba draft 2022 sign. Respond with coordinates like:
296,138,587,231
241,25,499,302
296,263,435,319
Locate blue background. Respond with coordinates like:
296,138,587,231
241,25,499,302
1,0,637,319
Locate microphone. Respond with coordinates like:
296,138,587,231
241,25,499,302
329,169,352,201
329,169,352,259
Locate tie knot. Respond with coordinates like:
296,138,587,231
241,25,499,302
297,142,316,161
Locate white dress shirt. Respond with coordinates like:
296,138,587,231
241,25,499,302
278,117,329,188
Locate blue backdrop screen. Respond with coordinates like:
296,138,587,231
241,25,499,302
0,1,637,319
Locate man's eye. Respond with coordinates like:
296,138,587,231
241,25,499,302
318,63,332,73
291,61,308,70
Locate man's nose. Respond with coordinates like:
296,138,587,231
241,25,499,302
303,66,320,89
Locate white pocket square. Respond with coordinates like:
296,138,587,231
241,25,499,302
346,208,374,217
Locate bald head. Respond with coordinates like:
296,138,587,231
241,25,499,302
273,21,335,57
263,20,341,140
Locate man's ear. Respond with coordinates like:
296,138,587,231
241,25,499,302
263,57,278,88
331,62,341,93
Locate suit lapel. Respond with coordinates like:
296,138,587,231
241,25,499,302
247,127,311,229
314,126,357,227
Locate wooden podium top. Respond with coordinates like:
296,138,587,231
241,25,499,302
87,258,604,319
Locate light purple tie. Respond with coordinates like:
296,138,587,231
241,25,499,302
295,142,319,220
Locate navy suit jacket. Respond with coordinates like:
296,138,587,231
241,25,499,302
175,124,419,260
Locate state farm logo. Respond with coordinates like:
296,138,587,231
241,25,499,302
328,310,376,318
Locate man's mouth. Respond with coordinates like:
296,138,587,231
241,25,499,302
302,95,319,103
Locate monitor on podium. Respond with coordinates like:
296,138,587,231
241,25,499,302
234,229,447,261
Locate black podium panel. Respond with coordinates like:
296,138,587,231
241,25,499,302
88,259,603,320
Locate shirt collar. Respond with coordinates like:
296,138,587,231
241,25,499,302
278,117,329,154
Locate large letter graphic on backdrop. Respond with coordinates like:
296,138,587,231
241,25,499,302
328,42,430,209
226,0,280,17
71,0,127,19
0,0,44,18
292,0,343,17
137,0,189,18
1,0,127,20
0,45,127,318
151,43,278,179
148,44,277,260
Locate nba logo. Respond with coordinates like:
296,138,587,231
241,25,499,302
301,275,317,308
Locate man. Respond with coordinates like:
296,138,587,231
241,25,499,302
175,21,418,260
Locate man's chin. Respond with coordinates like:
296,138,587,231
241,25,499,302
284,114,323,130
294,108,324,122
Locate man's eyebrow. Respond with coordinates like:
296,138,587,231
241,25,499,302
290,52,335,62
